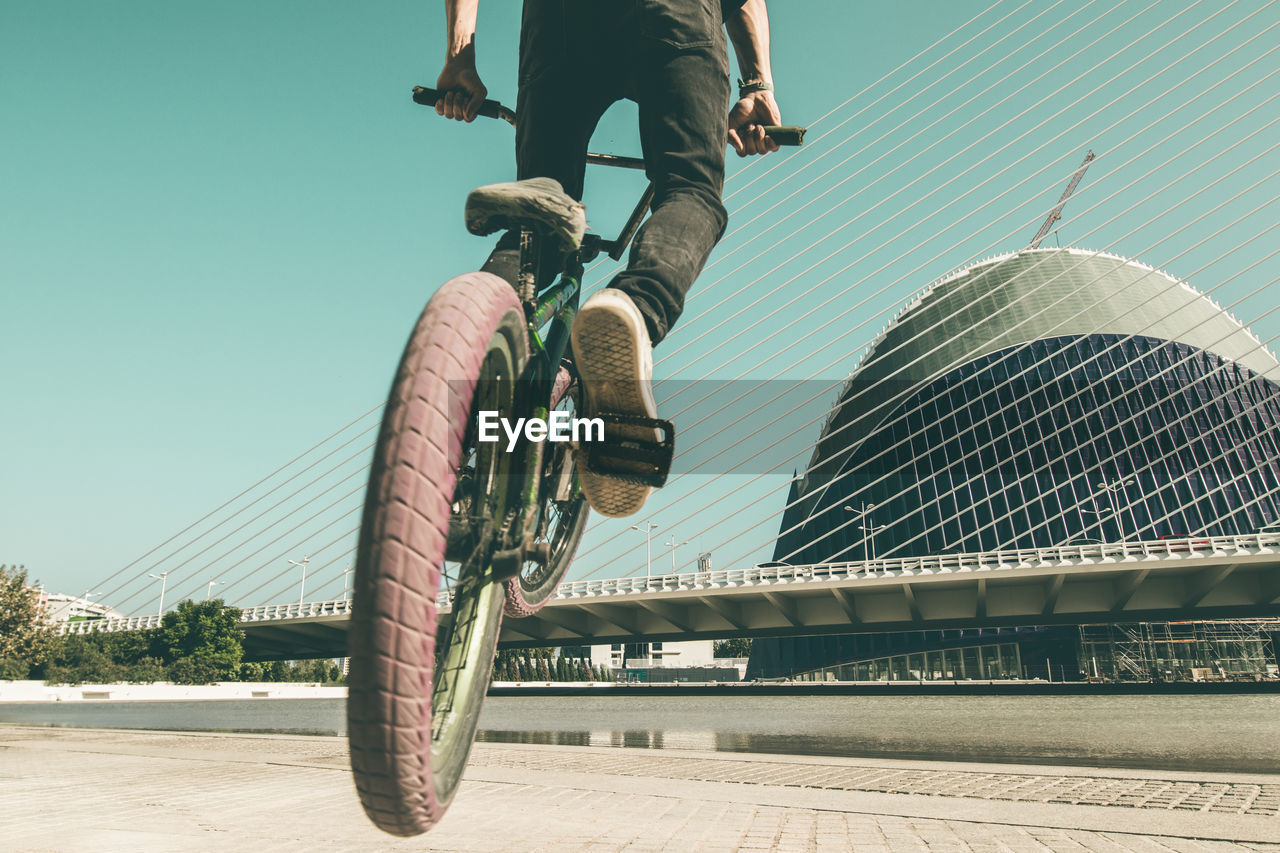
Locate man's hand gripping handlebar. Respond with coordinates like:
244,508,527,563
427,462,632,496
411,86,805,145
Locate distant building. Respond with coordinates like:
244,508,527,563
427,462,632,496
750,248,1280,681
561,640,744,682
42,593,125,624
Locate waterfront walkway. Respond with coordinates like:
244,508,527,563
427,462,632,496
1,726,1277,851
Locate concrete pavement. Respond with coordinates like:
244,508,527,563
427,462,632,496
1,726,1277,851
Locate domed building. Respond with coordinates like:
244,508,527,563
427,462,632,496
748,247,1280,681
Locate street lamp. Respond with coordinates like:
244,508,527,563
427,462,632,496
862,522,887,562
663,536,690,574
844,503,876,561
630,522,658,578
148,572,170,618
1096,478,1136,540
342,567,354,601
289,555,310,608
205,579,225,601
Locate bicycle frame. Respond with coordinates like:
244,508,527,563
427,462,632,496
408,88,662,574
502,201,643,574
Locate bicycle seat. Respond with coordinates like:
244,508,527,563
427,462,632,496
465,177,587,254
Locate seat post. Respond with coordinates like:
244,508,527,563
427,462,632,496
517,227,539,304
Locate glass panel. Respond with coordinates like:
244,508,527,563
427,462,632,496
892,656,909,681
963,646,981,679
982,645,1002,678
908,654,925,681
945,648,962,679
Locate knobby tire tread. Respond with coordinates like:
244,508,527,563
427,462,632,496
347,272,524,837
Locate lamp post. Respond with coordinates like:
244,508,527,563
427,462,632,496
1096,478,1136,540
844,503,876,561
1080,506,1104,540
289,555,310,608
204,580,225,601
862,522,887,562
148,572,170,618
630,522,658,578
663,536,689,574
342,567,354,602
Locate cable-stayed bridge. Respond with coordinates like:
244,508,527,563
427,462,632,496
57,4,1280,668
64,534,1280,660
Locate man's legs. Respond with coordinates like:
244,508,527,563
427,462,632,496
569,4,732,515
610,6,732,345
480,0,619,290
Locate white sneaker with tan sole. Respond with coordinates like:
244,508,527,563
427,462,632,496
571,289,661,517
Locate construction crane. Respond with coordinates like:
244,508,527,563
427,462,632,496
1029,150,1095,248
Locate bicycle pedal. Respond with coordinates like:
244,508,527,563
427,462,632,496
444,517,475,563
490,546,523,581
583,413,675,489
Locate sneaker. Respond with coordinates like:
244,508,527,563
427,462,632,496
571,289,660,517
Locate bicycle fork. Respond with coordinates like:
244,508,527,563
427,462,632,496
489,246,582,581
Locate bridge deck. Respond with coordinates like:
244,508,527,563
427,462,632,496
63,535,1280,659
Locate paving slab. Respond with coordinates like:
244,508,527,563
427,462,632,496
1,726,1277,852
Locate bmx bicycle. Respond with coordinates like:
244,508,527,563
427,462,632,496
346,86,804,837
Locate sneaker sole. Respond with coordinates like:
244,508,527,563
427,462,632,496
572,295,657,517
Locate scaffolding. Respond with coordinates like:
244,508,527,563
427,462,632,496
1078,620,1279,682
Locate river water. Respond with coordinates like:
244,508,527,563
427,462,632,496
2,694,1277,773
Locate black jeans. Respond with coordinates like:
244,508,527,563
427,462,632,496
481,0,732,345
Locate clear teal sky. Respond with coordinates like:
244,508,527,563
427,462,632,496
4,2,1277,612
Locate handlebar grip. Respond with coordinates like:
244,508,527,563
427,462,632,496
762,126,806,146
411,86,510,122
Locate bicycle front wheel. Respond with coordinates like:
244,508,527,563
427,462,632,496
347,272,525,837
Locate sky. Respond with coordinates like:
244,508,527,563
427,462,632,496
3,1,1278,614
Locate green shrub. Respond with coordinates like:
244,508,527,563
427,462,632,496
0,658,30,680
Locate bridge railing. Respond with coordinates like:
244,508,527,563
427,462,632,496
62,532,1279,633
550,532,1280,599
59,598,354,636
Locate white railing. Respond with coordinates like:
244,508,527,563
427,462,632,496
61,532,1280,635
60,598,353,636
550,532,1280,600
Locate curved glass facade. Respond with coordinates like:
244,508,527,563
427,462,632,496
751,249,1280,679
777,334,1280,563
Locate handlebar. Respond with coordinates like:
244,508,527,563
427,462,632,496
411,86,805,145
412,86,516,125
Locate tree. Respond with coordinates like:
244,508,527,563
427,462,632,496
42,634,124,685
158,599,244,680
0,565,54,668
126,657,168,684
713,638,753,658
169,656,219,685
239,661,266,681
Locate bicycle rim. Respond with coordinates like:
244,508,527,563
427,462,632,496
430,340,514,793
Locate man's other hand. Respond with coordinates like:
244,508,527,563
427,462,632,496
436,52,487,122
728,90,782,157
